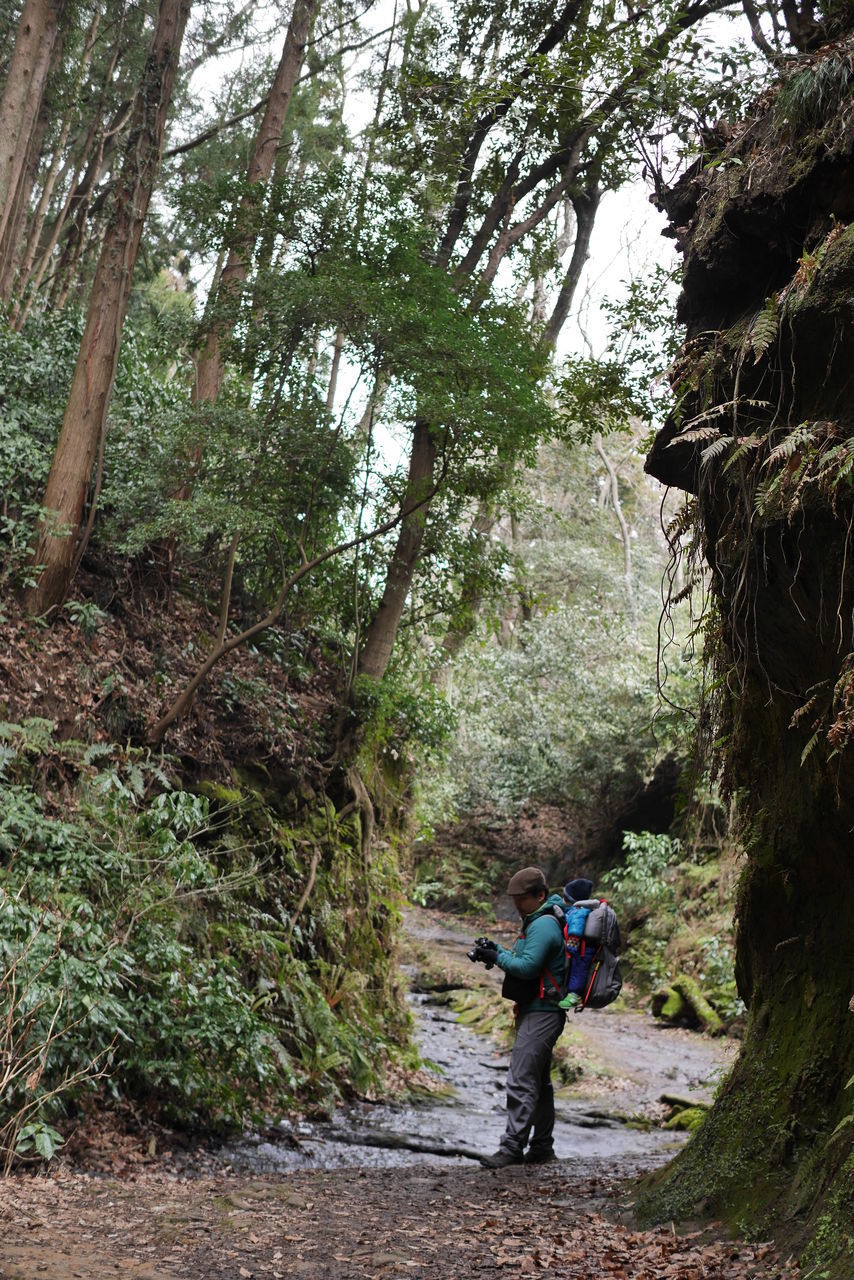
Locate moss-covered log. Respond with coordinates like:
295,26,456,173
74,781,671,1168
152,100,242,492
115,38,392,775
644,32,854,1278
652,976,723,1035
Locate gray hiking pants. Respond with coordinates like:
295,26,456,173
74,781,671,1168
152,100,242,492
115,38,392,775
499,1007,566,1157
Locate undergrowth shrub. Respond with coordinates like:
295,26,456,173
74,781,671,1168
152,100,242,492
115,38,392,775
410,853,496,916
601,830,680,916
602,827,743,1024
0,721,413,1162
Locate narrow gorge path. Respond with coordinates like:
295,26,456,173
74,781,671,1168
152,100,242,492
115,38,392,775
223,910,737,1173
0,911,798,1280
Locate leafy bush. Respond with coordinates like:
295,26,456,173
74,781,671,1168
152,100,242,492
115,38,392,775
410,854,495,917
354,662,457,757
0,780,278,1139
601,830,681,916
600,826,743,1024
0,725,415,1156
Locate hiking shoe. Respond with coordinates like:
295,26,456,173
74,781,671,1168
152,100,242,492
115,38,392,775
524,1148,557,1164
480,1150,524,1168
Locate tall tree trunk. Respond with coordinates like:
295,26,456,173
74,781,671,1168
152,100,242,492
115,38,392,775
542,183,599,349
193,0,317,407
594,432,637,633
47,100,133,311
0,0,66,252
357,418,437,680
10,8,101,311
0,97,49,300
26,0,192,614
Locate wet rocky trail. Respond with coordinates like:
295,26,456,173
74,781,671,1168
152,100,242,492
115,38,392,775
0,911,799,1280
225,911,738,1173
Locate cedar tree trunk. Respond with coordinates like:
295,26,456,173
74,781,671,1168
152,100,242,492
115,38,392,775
26,0,192,614
0,0,66,251
193,0,317,407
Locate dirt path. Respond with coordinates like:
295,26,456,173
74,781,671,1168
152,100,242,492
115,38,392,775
0,911,797,1279
0,1161,797,1280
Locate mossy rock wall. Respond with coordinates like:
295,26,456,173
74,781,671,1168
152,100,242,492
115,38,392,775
644,35,854,1278
199,756,414,1106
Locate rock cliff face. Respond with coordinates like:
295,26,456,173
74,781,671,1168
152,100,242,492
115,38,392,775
643,39,854,1277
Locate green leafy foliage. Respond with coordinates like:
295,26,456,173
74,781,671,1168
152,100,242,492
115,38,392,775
354,663,457,758
410,855,495,917
601,830,681,916
419,436,698,820
0,725,414,1149
602,826,743,1024
0,778,277,1131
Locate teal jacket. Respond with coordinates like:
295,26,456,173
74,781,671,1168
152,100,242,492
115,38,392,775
495,893,567,1012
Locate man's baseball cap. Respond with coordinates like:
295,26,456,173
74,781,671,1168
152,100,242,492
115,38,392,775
507,866,548,896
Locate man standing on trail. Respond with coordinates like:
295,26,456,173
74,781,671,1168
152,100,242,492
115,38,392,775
469,866,567,1168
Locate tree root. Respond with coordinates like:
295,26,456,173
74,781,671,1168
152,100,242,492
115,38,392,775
346,765,375,867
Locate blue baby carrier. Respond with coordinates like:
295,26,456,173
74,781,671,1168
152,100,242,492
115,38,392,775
540,897,623,1011
562,902,595,1004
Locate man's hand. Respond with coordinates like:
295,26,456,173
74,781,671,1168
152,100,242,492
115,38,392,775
473,941,499,969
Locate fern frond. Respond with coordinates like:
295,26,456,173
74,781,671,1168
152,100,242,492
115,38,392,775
682,399,772,431
701,435,734,465
789,692,820,729
723,436,762,472
670,579,699,606
749,299,779,362
765,424,817,466
665,500,698,541
668,425,720,446
754,471,785,516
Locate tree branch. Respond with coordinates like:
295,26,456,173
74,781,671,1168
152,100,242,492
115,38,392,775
147,448,453,744
435,0,587,269
164,26,395,160
542,182,600,348
455,0,736,281
740,0,780,59
595,431,638,632
215,532,241,648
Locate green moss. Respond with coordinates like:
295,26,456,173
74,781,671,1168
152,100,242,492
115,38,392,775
663,1106,707,1133
198,781,244,805
673,976,724,1035
657,987,687,1020
799,1151,854,1280
783,223,854,318
449,987,514,1046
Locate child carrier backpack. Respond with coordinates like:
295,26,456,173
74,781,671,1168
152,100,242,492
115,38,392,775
577,898,622,1010
542,898,622,1011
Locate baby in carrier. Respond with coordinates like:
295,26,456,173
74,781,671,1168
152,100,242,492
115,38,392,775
558,876,598,1010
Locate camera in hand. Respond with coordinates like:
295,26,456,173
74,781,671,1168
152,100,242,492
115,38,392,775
467,936,494,967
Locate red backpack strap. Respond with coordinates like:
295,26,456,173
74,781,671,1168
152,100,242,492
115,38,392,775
541,967,560,998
